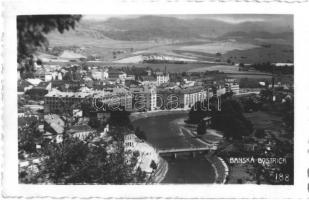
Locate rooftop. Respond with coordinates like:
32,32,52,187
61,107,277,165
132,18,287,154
157,85,205,94
68,124,94,133
45,88,131,99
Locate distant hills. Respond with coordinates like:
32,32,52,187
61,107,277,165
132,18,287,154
48,15,293,42
44,15,293,64
100,15,292,41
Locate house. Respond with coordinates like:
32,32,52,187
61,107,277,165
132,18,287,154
225,78,240,95
37,81,52,91
140,75,157,85
44,114,65,135
156,72,169,86
91,69,109,80
26,78,42,86
25,87,49,101
108,69,127,80
67,124,95,140
25,81,52,100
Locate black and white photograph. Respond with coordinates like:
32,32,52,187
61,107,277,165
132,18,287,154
16,14,294,185
1,0,309,199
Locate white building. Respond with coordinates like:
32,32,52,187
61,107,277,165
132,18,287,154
183,86,208,109
183,79,195,87
91,69,109,80
225,79,240,95
130,85,157,111
67,125,95,140
272,63,294,67
124,134,159,174
156,73,169,86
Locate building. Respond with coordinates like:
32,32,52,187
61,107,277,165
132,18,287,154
25,82,52,100
124,133,159,174
156,86,209,110
157,88,184,109
44,88,133,114
44,89,90,114
183,86,209,109
212,84,226,97
91,70,103,80
25,87,49,101
140,75,157,86
129,85,157,111
125,75,135,81
108,69,127,80
92,88,133,112
26,78,42,86
91,69,109,80
44,114,65,135
34,69,62,82
156,72,170,86
155,71,169,86
67,124,96,140
272,63,294,67
225,78,240,95
51,80,85,92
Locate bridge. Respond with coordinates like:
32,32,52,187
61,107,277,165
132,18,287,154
158,145,217,158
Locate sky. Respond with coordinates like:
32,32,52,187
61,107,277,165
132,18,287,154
83,14,293,25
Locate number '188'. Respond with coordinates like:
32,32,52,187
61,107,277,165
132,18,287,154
274,173,289,182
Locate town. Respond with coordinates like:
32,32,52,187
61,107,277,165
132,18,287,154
17,15,294,185
18,57,294,184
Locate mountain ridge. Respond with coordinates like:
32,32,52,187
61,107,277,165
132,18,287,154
47,15,293,42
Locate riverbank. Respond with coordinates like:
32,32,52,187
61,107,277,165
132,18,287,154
132,111,223,183
205,154,229,184
148,157,168,183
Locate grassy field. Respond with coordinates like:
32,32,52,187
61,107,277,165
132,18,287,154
222,44,293,64
125,62,217,73
47,29,293,65
227,74,272,79
187,64,238,73
177,41,258,54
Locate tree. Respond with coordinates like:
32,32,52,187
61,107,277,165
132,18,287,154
35,136,146,184
17,15,82,71
211,99,253,140
150,160,157,171
88,117,105,131
260,89,273,101
255,128,266,138
109,109,132,127
196,121,206,136
18,116,42,156
187,101,209,124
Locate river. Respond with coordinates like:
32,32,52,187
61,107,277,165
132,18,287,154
132,112,216,183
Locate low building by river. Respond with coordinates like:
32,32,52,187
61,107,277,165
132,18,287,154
124,133,159,174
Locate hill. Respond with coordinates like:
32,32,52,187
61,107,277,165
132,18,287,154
47,15,293,42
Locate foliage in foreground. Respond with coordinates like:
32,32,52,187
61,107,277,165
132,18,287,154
20,135,146,184
17,15,82,72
